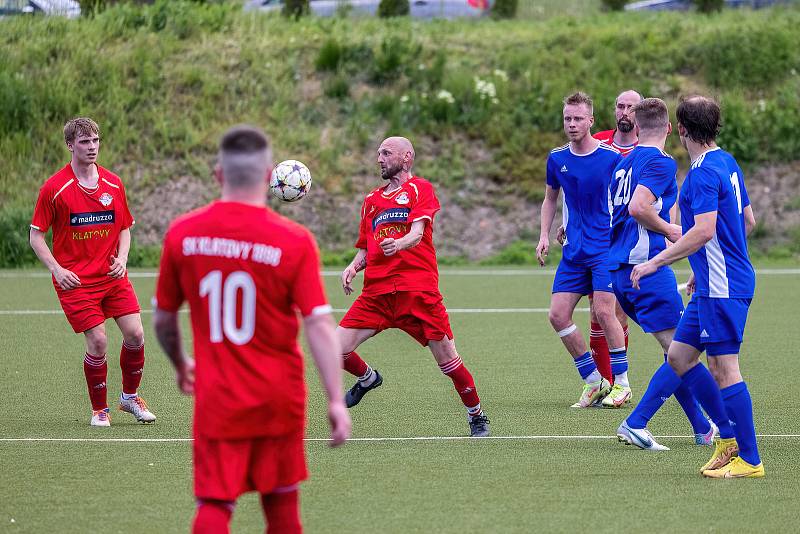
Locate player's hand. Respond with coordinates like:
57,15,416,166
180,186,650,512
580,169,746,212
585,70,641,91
108,255,128,279
53,266,81,290
380,238,399,256
630,261,657,290
535,236,549,267
341,265,358,296
686,273,696,296
556,225,566,245
666,224,682,244
327,400,351,447
175,356,195,396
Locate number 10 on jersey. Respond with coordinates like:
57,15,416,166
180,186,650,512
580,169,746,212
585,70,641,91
199,270,256,345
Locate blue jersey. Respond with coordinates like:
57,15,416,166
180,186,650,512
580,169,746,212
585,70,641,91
546,142,622,263
609,145,678,269
679,148,754,299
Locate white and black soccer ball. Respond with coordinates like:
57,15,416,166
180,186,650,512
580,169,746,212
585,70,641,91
270,160,312,202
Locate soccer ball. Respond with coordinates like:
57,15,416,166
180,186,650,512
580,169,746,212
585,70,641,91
270,160,312,202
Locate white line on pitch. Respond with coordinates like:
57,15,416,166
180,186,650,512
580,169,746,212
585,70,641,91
2,268,798,279
0,308,590,316
2,434,799,443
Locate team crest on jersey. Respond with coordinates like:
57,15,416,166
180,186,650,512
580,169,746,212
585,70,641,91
99,192,113,207
395,192,409,205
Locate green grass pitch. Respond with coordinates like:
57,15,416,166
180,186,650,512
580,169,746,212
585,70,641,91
1,267,798,533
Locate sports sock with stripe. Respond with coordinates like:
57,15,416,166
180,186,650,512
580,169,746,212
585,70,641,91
573,351,601,384
439,356,480,413
83,352,108,412
120,341,144,395
589,321,613,381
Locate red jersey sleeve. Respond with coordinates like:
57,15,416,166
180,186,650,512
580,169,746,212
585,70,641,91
30,182,55,233
118,180,135,229
290,232,331,317
354,197,369,249
408,180,440,225
154,229,184,312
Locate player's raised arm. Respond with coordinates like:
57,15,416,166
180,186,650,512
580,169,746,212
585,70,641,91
628,186,682,243
536,184,560,266
303,313,351,447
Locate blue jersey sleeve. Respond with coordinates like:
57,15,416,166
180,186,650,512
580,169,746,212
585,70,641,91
546,155,560,190
690,167,721,215
638,156,677,199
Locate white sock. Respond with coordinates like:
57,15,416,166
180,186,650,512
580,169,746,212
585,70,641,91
467,404,482,418
585,369,602,384
358,368,376,386
121,392,138,400
615,372,630,387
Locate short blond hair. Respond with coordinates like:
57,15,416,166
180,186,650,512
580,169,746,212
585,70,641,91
563,92,593,114
64,117,99,144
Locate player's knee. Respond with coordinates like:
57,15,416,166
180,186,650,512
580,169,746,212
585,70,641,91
548,309,570,331
86,332,108,356
124,327,145,348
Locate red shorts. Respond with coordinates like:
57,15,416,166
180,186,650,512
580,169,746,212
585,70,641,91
193,434,307,501
55,279,141,333
339,291,453,346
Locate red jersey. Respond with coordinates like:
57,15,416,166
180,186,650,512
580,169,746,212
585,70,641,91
31,163,134,288
356,176,441,296
594,129,637,156
154,201,330,440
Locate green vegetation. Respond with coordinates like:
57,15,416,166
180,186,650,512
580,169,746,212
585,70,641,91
378,0,410,17
491,0,519,18
2,270,799,531
1,1,800,266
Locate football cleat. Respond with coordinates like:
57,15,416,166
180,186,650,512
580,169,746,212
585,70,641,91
90,408,111,427
119,395,156,423
469,413,490,437
616,420,669,451
699,437,738,473
345,370,383,408
702,456,765,479
695,420,717,447
571,378,611,408
601,384,632,408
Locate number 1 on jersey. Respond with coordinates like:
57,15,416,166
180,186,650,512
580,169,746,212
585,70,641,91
730,172,743,214
199,270,256,345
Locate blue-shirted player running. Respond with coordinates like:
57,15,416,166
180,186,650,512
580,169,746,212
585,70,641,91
630,95,762,478
609,98,715,447
537,92,626,408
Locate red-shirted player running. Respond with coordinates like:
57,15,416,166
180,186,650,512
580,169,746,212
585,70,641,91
337,136,490,437
29,117,155,427
153,125,351,534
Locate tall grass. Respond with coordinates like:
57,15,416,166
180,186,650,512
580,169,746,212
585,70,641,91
1,2,799,266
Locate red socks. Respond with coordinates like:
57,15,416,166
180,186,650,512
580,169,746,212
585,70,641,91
83,353,108,411
120,342,145,395
262,489,302,534
342,351,368,378
192,500,233,534
439,356,480,412
589,322,613,382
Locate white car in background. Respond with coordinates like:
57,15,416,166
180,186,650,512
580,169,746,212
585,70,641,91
244,0,491,19
0,0,80,18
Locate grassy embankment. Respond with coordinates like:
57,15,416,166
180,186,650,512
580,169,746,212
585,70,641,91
1,1,799,266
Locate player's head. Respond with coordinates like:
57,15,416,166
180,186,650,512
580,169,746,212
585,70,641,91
216,125,273,191
377,136,415,180
676,95,721,149
562,92,594,143
614,90,642,134
632,97,671,139
64,117,100,165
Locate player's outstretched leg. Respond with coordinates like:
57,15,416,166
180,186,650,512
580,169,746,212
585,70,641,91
342,351,382,408
261,487,302,534
116,314,156,423
193,500,233,534
430,338,489,437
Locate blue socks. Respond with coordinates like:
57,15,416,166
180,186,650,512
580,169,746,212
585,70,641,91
665,353,711,435
626,361,680,429
610,348,628,376
573,351,597,380
681,364,734,440
721,382,761,465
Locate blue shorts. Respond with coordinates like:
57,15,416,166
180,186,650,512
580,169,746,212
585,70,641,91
673,296,751,356
552,256,612,295
611,265,684,333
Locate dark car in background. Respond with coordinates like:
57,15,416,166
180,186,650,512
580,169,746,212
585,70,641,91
244,0,491,19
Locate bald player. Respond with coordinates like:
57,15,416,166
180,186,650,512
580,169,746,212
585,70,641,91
337,136,490,437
